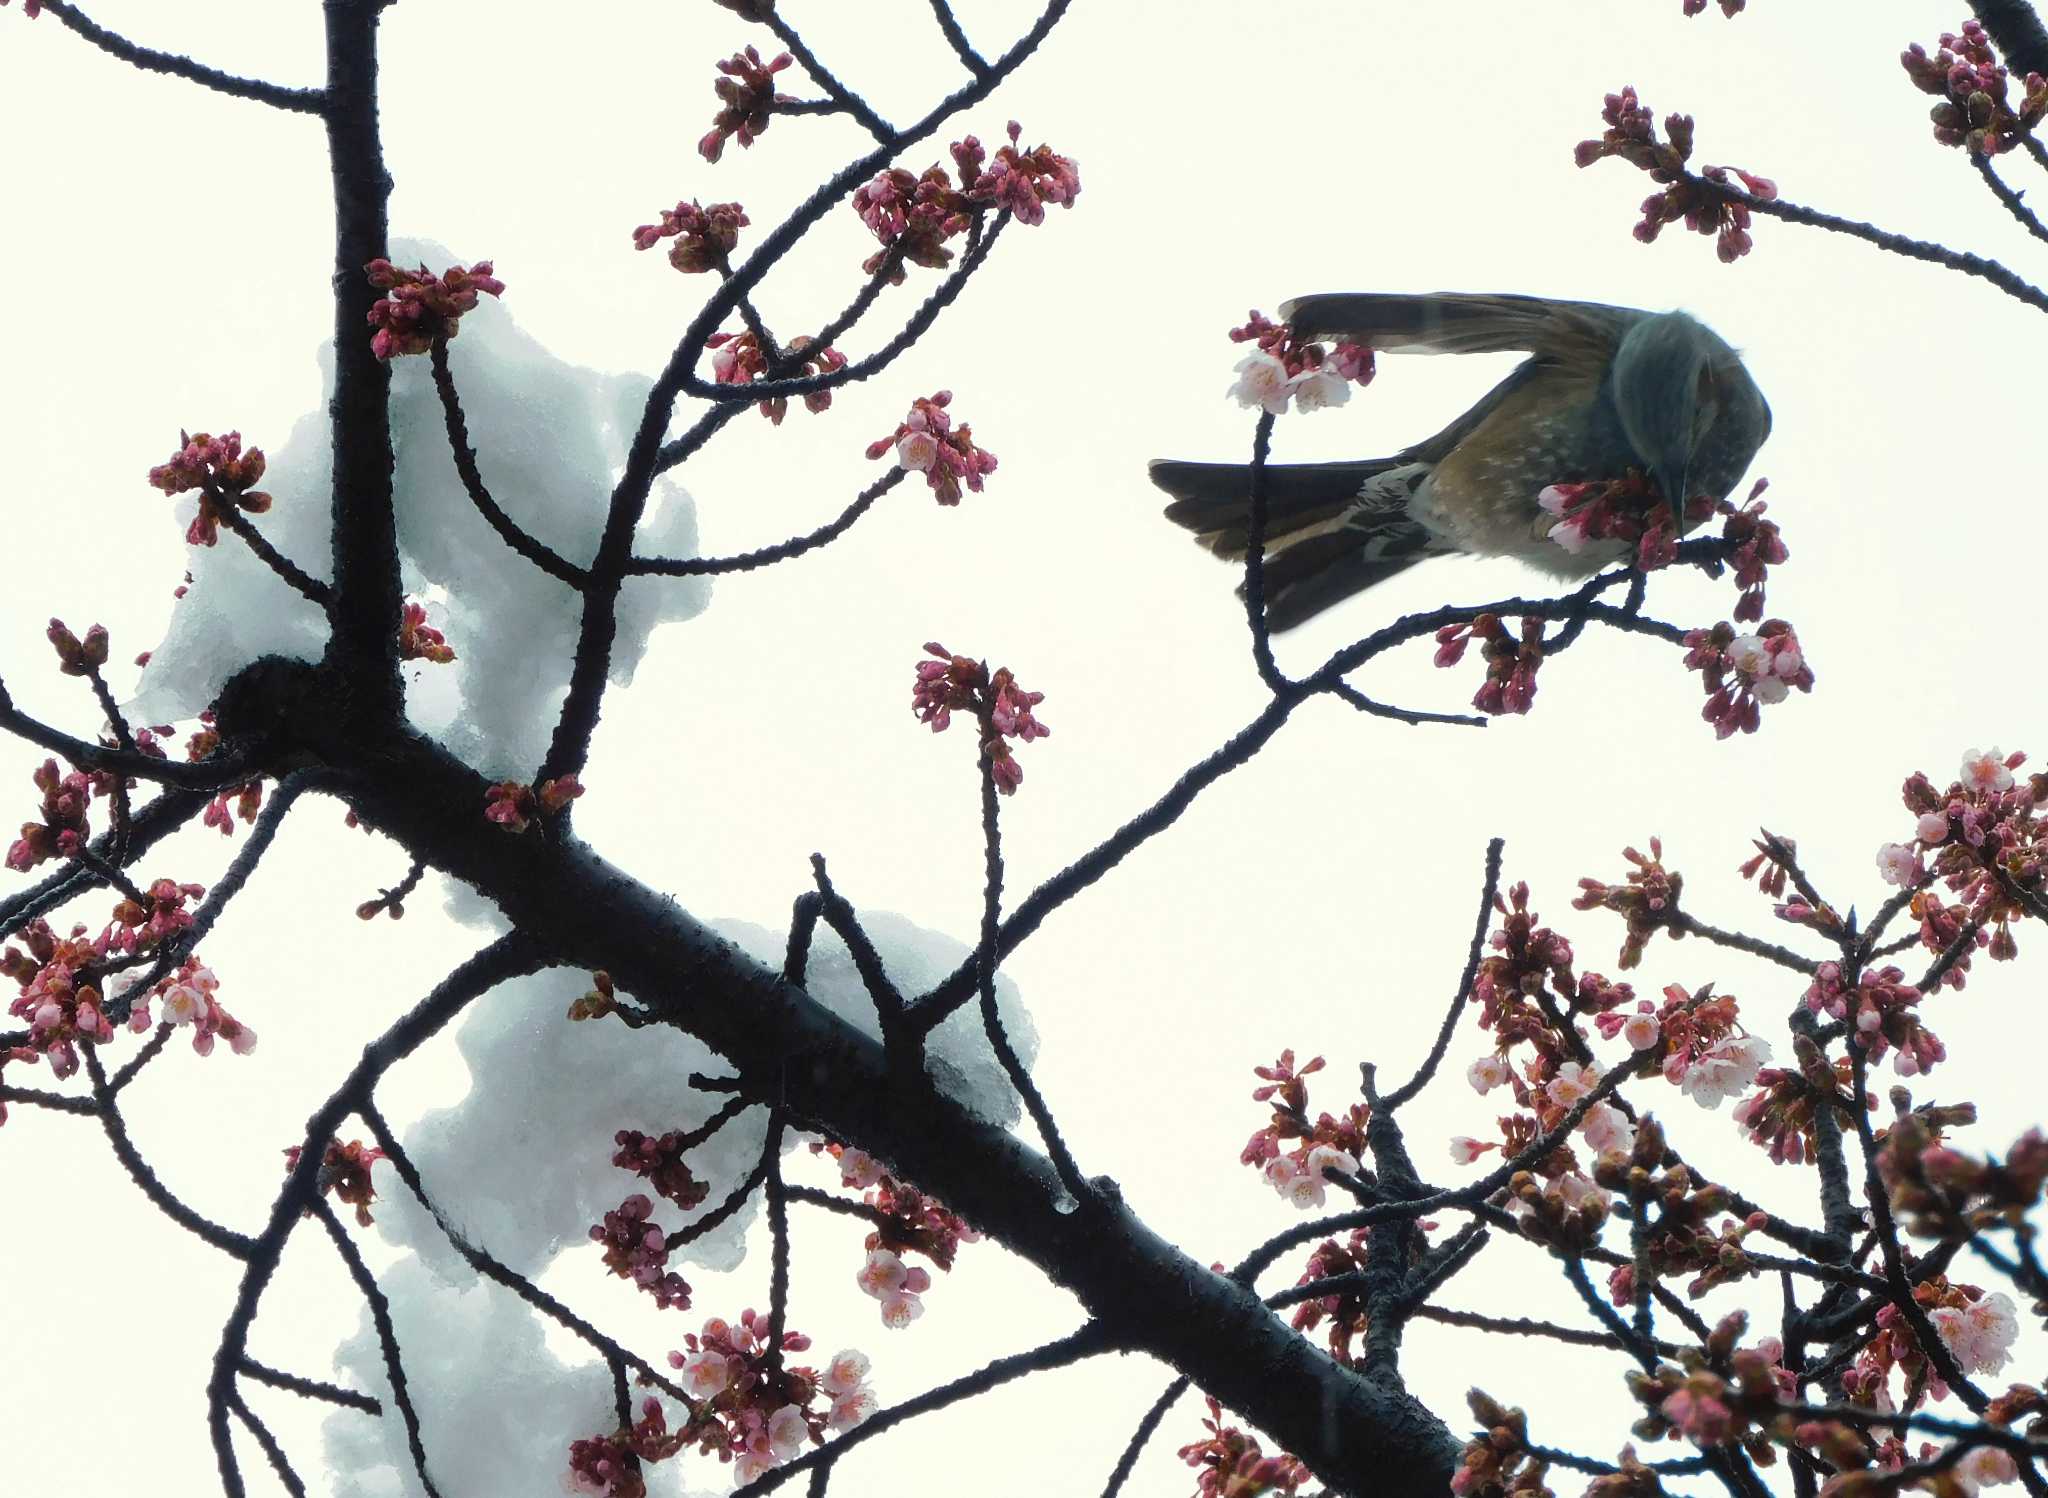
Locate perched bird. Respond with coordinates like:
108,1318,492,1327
1151,291,1771,630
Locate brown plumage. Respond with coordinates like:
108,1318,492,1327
1151,292,1772,630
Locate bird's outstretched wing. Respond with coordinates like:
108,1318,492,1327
1278,291,1637,360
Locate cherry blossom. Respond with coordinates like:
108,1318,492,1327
1581,1101,1637,1157
1468,1055,1511,1093
1225,310,1374,417
1677,1033,1769,1108
1929,1291,2019,1375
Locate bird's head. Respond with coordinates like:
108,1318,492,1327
1611,311,1752,536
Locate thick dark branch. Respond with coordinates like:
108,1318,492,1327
626,469,906,576
1970,0,2048,76
37,1,326,112
314,703,1459,1498
428,339,591,588
319,0,401,719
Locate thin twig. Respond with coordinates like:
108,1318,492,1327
36,1,326,113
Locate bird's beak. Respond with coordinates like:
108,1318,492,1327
1654,460,1691,538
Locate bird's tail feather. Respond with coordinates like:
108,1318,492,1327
1151,457,1395,558
1150,457,1435,631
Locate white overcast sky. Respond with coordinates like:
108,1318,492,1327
5,2,2048,1495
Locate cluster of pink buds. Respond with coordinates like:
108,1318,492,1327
147,430,274,547
1732,1042,1858,1164
851,125,1077,281
398,600,454,664
3,918,113,1081
1239,1049,1369,1210
1880,1114,2048,1240
1450,1391,1552,1498
612,1128,711,1212
46,618,109,678
7,758,92,872
104,877,204,955
1469,882,1579,1045
1682,0,1745,14
1895,748,2045,966
1624,1312,1791,1461
1179,1396,1313,1498
1290,1229,1372,1363
1805,961,1945,1075
813,1140,977,1326
1225,310,1375,417
1435,614,1543,717
699,46,794,162
867,391,997,504
283,1138,387,1227
1719,480,1787,622
140,956,254,1057
364,259,504,360
482,775,583,832
1574,838,1683,969
202,781,265,838
852,159,977,281
710,330,845,424
910,644,1048,794
590,1194,693,1311
1681,619,1812,737
631,199,748,273
961,121,1081,227
1901,20,2048,155
664,1311,876,1483
1538,474,1711,569
1574,87,1778,262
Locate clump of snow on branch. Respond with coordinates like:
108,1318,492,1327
715,910,1038,1129
322,1253,716,1498
327,914,1033,1494
129,237,708,781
